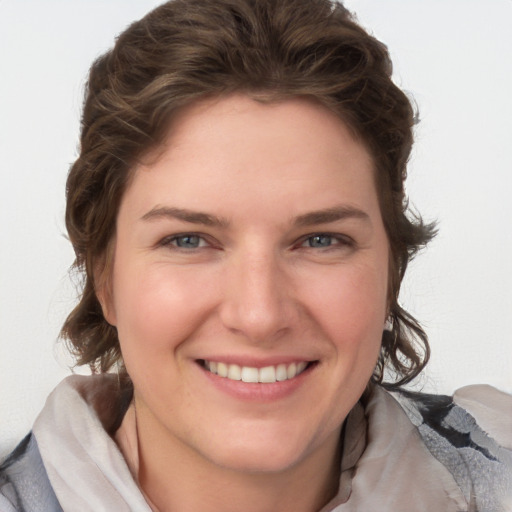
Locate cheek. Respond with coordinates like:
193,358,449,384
302,263,388,352
111,261,214,354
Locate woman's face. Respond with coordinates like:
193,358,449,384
105,95,389,474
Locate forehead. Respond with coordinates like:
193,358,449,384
163,94,369,158
123,94,379,223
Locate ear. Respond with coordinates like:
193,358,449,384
94,245,117,326
96,280,117,326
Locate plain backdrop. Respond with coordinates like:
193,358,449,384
1,0,511,458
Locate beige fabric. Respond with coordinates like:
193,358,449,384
116,384,468,511
32,375,511,511
33,375,152,512
327,387,467,511
454,384,512,450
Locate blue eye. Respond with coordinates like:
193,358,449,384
172,235,203,248
306,234,334,248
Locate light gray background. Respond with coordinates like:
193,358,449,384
1,0,511,457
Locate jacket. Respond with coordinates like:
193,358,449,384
1,375,511,511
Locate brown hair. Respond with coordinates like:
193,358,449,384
62,0,436,389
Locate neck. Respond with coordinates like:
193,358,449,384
135,406,342,512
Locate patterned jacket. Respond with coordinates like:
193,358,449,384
1,376,511,511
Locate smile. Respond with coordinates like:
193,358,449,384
201,360,310,383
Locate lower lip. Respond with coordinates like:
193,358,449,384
197,362,316,402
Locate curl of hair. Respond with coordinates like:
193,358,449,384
62,0,436,388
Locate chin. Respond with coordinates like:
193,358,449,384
193,422,334,475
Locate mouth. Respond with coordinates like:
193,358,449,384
198,359,315,384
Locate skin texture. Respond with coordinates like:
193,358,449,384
102,95,390,511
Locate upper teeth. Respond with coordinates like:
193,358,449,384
204,360,308,383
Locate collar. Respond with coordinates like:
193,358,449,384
33,375,467,512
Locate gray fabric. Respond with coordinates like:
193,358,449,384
2,376,511,511
0,434,62,512
393,388,512,512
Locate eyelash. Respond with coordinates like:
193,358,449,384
296,233,354,250
158,232,354,251
158,233,212,250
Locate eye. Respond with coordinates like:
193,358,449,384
161,234,209,249
305,234,335,248
301,233,351,249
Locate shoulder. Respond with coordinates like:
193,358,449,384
393,384,512,451
391,385,512,511
0,433,62,512
453,384,512,450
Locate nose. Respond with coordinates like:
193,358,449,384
219,248,297,344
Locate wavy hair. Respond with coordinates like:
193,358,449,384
62,0,436,389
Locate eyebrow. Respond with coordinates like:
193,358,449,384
293,205,370,227
140,206,229,227
141,204,370,229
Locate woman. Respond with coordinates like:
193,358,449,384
1,0,511,510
